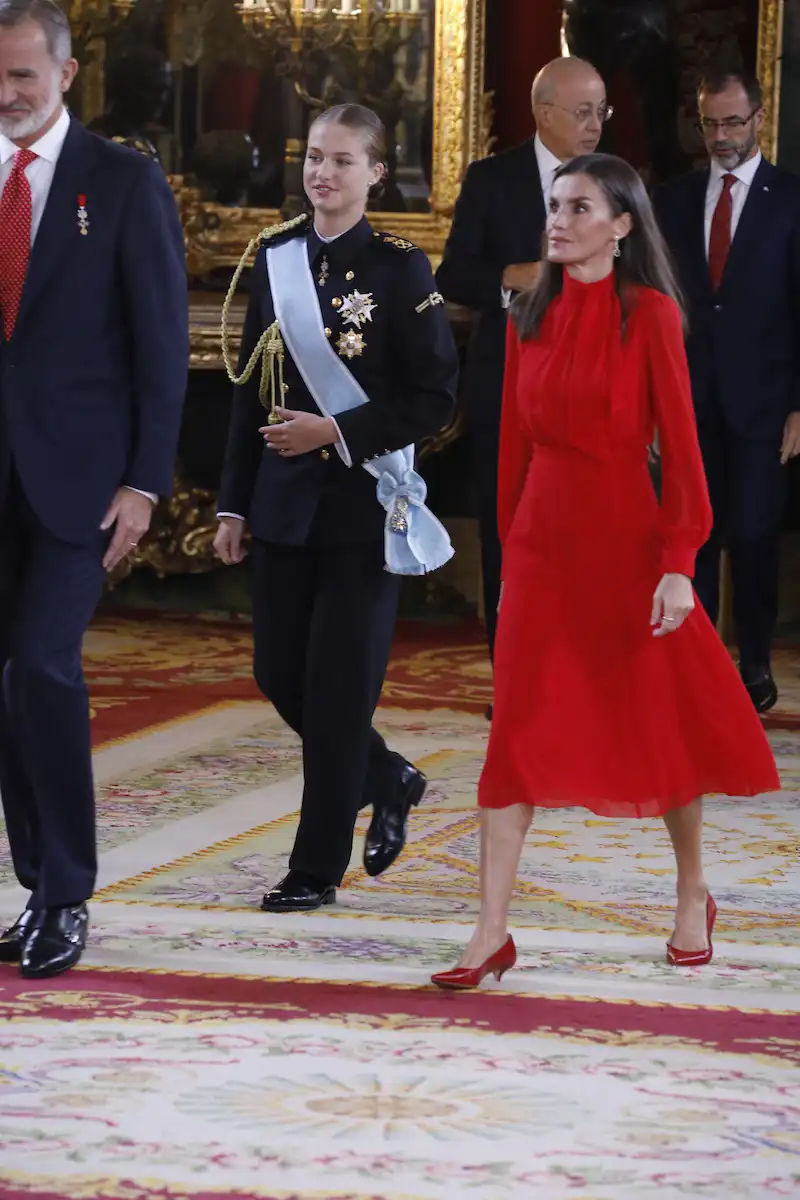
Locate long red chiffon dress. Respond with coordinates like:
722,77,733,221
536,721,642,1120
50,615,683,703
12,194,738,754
479,272,779,816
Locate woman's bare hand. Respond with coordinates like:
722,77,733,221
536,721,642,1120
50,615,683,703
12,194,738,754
651,573,694,637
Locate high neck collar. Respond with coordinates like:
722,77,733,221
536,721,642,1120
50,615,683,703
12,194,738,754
562,266,616,297
307,214,372,265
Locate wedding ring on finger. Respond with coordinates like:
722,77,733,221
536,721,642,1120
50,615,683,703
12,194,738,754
662,616,676,623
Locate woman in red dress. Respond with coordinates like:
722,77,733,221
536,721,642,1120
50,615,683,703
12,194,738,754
432,154,780,990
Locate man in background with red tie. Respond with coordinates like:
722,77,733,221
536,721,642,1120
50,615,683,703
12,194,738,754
0,0,187,976
655,66,800,712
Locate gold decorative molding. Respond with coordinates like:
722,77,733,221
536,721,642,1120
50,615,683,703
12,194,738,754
757,0,784,163
170,0,485,273
108,473,222,583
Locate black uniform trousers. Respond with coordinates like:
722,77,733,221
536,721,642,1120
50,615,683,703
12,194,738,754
251,537,402,887
693,402,787,676
0,467,106,909
471,421,502,658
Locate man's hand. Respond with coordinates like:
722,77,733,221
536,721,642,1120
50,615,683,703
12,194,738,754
781,411,800,465
260,409,337,458
501,262,542,294
101,488,155,572
213,516,247,565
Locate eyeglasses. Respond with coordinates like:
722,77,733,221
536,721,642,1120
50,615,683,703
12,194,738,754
696,109,761,135
541,102,614,125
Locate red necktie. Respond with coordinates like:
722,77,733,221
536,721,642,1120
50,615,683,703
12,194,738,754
708,172,736,291
0,148,37,340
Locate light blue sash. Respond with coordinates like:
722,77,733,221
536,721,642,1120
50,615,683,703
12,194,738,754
265,236,454,576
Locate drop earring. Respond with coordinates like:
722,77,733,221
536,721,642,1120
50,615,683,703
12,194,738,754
614,236,622,258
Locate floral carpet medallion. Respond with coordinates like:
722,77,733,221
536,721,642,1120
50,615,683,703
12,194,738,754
1,973,799,1200
0,616,799,1199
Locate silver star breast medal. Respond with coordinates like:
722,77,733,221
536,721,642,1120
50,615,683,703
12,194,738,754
340,290,377,328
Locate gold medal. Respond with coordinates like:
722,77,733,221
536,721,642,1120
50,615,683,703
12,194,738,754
337,330,366,359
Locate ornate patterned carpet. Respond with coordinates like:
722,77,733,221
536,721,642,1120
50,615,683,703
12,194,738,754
1,615,799,1200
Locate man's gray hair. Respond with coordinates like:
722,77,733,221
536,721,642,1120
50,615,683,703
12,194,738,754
0,0,72,64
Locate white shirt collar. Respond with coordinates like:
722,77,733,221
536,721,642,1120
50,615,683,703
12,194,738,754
710,149,762,188
314,227,341,244
534,133,564,184
0,106,71,166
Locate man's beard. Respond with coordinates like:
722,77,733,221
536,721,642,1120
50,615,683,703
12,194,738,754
0,88,61,141
713,128,758,169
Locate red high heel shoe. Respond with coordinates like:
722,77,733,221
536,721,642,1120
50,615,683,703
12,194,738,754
666,894,717,967
431,935,517,991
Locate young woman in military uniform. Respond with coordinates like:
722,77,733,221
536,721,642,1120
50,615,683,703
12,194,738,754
214,104,458,913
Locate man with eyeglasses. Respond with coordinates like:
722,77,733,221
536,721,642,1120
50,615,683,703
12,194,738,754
654,67,800,714
436,57,609,702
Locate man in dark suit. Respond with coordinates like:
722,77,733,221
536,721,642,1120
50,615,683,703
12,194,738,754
654,68,800,713
436,56,608,672
0,0,187,976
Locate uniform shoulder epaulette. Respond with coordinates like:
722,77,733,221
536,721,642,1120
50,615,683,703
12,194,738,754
374,231,418,253
257,212,311,248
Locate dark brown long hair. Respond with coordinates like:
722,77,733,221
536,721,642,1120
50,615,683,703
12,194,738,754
511,153,685,341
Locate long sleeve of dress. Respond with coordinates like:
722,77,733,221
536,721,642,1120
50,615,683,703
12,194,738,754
645,294,712,578
497,319,533,552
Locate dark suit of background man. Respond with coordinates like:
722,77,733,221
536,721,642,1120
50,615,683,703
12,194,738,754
436,57,608,676
0,0,187,977
655,68,800,714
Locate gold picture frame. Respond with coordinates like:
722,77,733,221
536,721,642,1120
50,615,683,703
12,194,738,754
164,0,487,277
757,0,784,162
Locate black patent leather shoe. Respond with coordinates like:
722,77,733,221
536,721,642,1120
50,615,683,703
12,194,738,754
261,871,336,913
743,671,778,714
20,904,89,979
0,910,35,964
363,763,426,878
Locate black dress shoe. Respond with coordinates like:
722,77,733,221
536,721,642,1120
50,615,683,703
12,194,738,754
261,871,336,913
744,672,778,714
20,904,89,979
363,763,426,878
0,910,35,964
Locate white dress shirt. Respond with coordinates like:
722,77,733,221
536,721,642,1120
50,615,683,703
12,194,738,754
0,106,70,242
500,134,563,308
0,108,157,505
704,151,762,257
534,132,563,213
217,224,346,522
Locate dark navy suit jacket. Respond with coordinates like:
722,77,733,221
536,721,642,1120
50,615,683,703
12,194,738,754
0,118,188,543
435,139,546,430
654,158,800,439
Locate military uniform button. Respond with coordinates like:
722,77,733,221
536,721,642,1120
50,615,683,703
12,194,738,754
324,328,332,337
332,297,342,309
320,448,330,461
345,271,355,281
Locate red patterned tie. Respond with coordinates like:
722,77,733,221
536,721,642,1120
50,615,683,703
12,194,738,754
708,172,736,291
0,148,37,340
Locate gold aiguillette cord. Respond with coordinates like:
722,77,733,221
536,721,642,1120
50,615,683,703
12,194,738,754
220,214,309,424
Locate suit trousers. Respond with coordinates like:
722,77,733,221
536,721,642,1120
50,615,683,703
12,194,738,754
470,421,502,658
694,412,787,674
0,468,107,909
251,537,402,887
